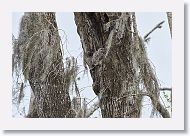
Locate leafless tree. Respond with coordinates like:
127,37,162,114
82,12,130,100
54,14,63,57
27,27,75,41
74,12,170,118
12,12,171,118
14,12,77,117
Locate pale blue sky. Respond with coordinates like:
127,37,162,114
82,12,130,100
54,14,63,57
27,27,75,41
12,12,172,87
136,12,172,88
12,12,172,117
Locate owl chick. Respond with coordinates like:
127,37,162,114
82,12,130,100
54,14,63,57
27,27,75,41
92,48,106,66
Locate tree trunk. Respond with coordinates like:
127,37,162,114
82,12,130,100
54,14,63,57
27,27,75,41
18,13,73,118
74,12,142,117
74,12,170,118
167,12,172,37
15,12,170,118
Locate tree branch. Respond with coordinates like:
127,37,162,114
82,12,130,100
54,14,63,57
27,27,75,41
137,91,171,118
160,87,172,91
166,12,172,38
155,101,171,118
144,21,165,41
86,101,99,118
148,94,171,118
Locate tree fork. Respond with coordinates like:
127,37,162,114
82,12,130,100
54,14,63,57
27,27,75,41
74,12,142,118
74,12,170,118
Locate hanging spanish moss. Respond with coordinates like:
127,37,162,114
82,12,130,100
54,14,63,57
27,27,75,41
15,12,78,118
74,12,170,118
12,12,171,118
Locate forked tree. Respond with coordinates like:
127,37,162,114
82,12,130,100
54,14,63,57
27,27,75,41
13,12,171,118
74,12,170,118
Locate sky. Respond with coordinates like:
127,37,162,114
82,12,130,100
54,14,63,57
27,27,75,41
136,12,172,87
12,12,172,118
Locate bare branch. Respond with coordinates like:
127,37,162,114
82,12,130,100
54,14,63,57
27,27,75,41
144,21,165,41
74,80,80,97
86,101,99,118
160,87,172,91
155,101,171,118
17,82,24,104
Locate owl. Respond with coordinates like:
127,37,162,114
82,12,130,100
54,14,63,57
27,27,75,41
92,48,106,66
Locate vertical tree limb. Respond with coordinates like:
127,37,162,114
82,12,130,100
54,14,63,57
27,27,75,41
167,12,172,37
17,13,73,118
74,12,170,118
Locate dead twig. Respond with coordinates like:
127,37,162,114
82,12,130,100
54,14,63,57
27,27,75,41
159,87,172,91
144,21,165,42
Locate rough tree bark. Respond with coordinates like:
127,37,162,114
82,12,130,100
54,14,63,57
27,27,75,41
74,12,140,118
167,12,172,37
17,13,74,118
14,12,170,118
74,12,170,118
